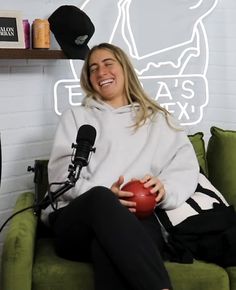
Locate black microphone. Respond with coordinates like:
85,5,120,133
72,124,97,168
35,124,96,213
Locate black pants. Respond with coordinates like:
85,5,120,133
49,186,172,290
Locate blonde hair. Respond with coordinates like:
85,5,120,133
80,42,170,129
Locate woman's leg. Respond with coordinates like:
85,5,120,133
91,215,170,290
49,186,172,290
91,238,130,290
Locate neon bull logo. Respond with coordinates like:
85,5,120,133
54,0,218,126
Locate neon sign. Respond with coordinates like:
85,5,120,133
53,0,218,126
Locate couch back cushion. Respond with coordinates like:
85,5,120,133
207,126,236,208
188,132,208,176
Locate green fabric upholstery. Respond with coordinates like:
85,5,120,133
188,132,208,176
1,192,37,290
165,261,229,290
33,239,94,290
226,267,236,290
207,126,236,208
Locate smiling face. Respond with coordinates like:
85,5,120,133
88,48,128,108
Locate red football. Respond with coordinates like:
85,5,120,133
121,180,157,219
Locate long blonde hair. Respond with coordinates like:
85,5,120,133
80,42,170,129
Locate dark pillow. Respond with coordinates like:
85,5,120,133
207,126,236,208
188,132,208,176
156,172,229,230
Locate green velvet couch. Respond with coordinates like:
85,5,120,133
1,126,236,290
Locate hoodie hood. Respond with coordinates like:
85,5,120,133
82,96,140,114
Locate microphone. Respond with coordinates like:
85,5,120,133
35,124,96,212
72,124,97,168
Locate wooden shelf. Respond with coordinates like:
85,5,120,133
0,49,67,59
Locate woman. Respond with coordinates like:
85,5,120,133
42,43,199,290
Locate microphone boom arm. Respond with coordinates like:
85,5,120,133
33,163,82,214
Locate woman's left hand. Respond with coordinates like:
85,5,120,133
140,174,166,204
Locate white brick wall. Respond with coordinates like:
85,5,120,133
192,0,236,141
0,0,236,272
0,59,65,261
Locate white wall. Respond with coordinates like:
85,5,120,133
193,0,236,136
0,0,236,267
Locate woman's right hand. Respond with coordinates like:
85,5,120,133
111,176,137,212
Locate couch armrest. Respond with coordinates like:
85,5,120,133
1,192,38,290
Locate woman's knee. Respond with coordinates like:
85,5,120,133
86,186,118,205
66,186,123,220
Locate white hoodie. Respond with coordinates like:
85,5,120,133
41,98,199,223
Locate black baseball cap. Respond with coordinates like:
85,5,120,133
48,5,95,59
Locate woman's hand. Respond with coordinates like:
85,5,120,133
111,176,137,212
140,174,166,204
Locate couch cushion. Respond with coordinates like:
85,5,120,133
33,239,94,290
33,239,230,290
207,126,236,208
188,132,208,176
165,260,230,290
226,266,236,290
1,192,37,290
